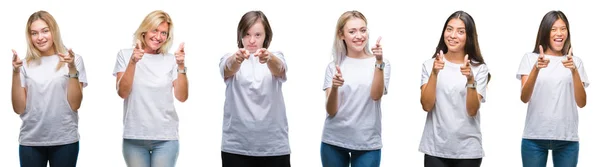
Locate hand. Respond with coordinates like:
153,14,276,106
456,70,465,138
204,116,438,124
131,39,144,63
12,49,22,73
432,50,445,75
234,48,250,64
58,48,76,69
332,65,344,88
371,36,383,61
561,47,576,71
254,48,271,64
460,54,474,82
175,42,185,66
536,45,550,69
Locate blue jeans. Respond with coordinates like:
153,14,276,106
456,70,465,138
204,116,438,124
19,141,79,167
320,142,381,167
123,139,179,167
522,139,579,167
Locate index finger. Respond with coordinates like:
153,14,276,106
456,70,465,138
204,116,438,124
376,36,382,46
68,48,75,56
12,49,18,60
336,65,342,75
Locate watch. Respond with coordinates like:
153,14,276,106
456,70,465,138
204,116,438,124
65,71,79,79
177,67,187,74
466,82,477,89
375,62,385,70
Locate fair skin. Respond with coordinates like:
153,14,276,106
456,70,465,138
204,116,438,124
116,21,188,102
520,19,586,108
325,18,385,117
11,19,83,114
223,21,285,79
420,18,482,117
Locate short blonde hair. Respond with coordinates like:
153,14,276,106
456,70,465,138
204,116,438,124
133,10,174,54
25,10,67,70
332,10,370,64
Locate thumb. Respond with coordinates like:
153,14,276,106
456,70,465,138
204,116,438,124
12,49,18,61
178,42,185,52
336,65,342,75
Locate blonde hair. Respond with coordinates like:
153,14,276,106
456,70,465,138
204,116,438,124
133,10,174,54
25,10,67,70
332,10,370,65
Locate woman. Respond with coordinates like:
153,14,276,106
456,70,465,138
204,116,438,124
419,11,489,167
112,10,188,167
218,11,290,167
12,10,88,167
320,10,391,167
517,10,588,167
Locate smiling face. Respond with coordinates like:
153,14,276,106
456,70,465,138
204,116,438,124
547,19,568,55
443,18,467,54
144,21,169,53
242,21,265,53
30,19,55,55
340,18,368,54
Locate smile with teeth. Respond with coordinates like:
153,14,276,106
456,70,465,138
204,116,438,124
447,40,458,45
554,38,563,42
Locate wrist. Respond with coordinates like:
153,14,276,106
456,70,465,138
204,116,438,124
178,64,185,70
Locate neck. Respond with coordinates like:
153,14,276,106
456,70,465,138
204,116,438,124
145,47,158,54
346,49,368,59
544,48,563,56
445,50,466,63
40,48,55,56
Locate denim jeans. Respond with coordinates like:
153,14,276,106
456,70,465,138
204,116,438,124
19,141,79,167
522,139,579,167
123,139,179,167
320,142,381,167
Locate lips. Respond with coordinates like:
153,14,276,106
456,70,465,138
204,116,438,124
447,40,459,46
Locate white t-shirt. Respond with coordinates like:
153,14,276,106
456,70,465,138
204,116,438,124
418,57,489,159
19,54,88,146
113,49,179,140
516,52,589,141
219,51,290,156
321,56,391,150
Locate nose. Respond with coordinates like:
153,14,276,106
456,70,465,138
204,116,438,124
450,30,457,38
36,33,44,41
249,36,256,44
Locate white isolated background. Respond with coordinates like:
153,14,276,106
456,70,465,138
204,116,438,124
0,0,597,166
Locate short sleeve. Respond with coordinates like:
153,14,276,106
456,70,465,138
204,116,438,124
421,60,432,87
75,54,88,88
219,53,235,80
383,59,391,95
322,62,335,91
113,50,128,76
516,53,534,80
575,56,590,88
171,55,178,82
475,64,489,103
271,51,288,82
19,65,26,88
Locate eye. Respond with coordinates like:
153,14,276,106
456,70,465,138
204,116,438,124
31,32,38,36
360,29,367,33
255,33,261,37
551,28,557,32
348,30,355,34
43,29,49,33
161,32,168,36
458,30,465,35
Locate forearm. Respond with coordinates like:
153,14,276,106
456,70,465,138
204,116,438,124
11,72,26,114
66,67,83,111
174,66,189,102
571,70,586,108
223,56,241,79
326,88,339,117
267,54,285,77
118,62,136,98
465,88,480,116
420,74,438,112
521,67,539,103
370,60,384,101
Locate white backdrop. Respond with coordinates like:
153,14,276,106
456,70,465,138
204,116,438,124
0,0,598,166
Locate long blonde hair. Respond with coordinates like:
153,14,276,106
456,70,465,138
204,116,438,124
133,10,174,54
332,10,371,65
25,10,67,70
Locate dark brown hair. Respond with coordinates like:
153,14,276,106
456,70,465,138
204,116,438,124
237,11,273,48
533,10,571,55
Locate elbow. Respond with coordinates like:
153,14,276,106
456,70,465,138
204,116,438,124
176,94,188,103
520,95,529,103
370,94,382,101
577,100,586,108
420,101,433,112
117,90,129,99
467,109,478,117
